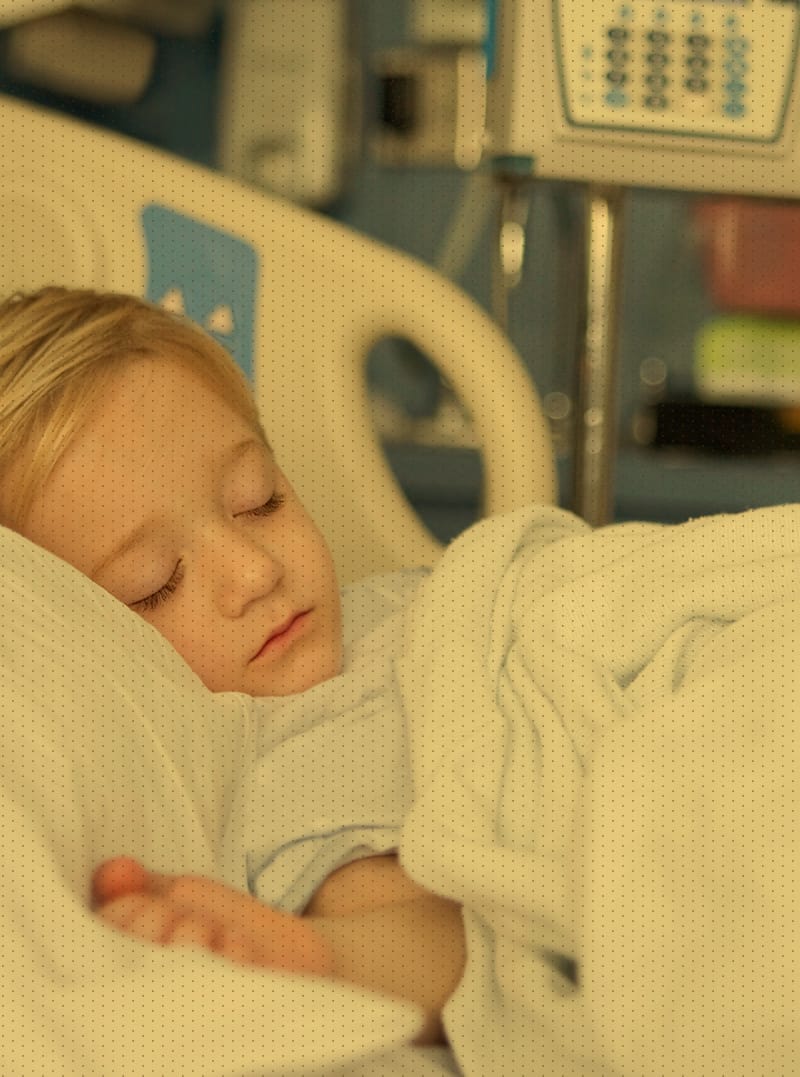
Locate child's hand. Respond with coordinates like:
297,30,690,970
93,856,464,1047
92,857,334,976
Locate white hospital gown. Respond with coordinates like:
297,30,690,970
222,569,428,914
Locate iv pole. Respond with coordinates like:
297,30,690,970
492,169,626,528
571,184,626,526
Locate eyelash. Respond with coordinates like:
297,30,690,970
243,491,286,518
129,491,287,612
132,560,185,612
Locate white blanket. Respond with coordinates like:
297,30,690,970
397,503,800,1077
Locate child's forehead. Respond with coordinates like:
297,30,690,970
107,355,261,429
109,353,219,396
72,359,268,476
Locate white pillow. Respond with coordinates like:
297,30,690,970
0,526,421,1076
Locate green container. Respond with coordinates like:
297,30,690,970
695,315,800,404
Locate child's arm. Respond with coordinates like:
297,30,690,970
93,857,465,1046
303,853,431,917
302,854,464,1042
309,891,464,1045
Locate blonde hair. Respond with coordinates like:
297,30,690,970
0,287,266,528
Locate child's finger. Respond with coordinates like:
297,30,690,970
127,897,179,945
99,868,335,975
97,892,152,930
154,875,270,920
216,928,256,966
170,915,217,951
99,892,181,948
92,856,149,908
154,875,335,975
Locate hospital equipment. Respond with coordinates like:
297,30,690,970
485,0,800,524
4,8,156,105
217,0,352,204
0,0,215,34
372,43,486,170
0,92,555,584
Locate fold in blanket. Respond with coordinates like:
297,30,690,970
397,503,800,1077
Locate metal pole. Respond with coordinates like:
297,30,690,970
571,184,626,526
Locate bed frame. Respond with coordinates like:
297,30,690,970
0,93,556,582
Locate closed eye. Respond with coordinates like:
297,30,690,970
128,494,285,613
241,491,286,518
130,559,185,612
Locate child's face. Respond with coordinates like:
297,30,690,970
22,358,343,696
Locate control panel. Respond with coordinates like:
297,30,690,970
557,1,799,142
486,1,800,195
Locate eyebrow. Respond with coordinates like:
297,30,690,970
91,437,267,578
217,436,266,478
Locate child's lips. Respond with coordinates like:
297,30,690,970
251,610,311,662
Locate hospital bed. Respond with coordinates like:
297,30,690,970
0,93,556,585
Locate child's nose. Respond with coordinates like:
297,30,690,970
211,526,284,614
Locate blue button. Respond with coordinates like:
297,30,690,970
605,89,628,107
724,58,748,76
687,55,709,73
724,100,746,118
726,37,749,53
607,47,629,65
725,80,746,95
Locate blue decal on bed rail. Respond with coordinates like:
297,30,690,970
141,204,258,382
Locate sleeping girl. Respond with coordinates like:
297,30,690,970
0,286,464,1048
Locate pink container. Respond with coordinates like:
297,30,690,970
693,197,800,317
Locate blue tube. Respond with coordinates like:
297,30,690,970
485,0,497,78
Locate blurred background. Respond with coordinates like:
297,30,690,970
2,0,799,539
